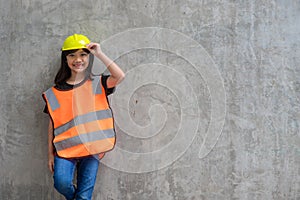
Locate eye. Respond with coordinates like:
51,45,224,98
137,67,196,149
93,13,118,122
81,53,88,57
67,54,75,57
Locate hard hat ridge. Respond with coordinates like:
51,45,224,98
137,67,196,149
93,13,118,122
61,34,90,51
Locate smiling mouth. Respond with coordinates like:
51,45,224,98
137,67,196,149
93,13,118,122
73,63,84,68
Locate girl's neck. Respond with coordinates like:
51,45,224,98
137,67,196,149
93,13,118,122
67,72,86,85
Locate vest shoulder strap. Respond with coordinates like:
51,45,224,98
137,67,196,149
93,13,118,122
44,87,60,111
92,75,103,95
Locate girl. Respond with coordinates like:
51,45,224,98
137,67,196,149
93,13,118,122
42,34,125,200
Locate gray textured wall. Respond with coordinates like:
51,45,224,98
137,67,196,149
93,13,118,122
0,0,299,199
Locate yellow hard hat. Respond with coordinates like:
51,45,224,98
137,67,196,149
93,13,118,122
61,34,90,51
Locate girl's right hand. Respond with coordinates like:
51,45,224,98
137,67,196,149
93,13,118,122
48,153,54,173
47,119,55,173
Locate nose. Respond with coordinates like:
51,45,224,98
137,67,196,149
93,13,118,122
74,55,82,62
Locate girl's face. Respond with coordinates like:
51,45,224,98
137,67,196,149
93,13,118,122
66,49,89,75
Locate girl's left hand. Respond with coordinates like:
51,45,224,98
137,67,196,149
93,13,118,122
86,43,102,55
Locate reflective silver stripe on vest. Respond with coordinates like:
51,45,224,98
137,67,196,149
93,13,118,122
92,76,102,94
54,109,113,136
44,88,60,111
54,129,115,151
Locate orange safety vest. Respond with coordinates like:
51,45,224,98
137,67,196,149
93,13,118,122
42,76,116,158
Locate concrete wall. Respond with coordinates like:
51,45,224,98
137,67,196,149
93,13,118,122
0,0,299,199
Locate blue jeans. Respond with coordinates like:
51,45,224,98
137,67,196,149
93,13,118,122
53,155,99,200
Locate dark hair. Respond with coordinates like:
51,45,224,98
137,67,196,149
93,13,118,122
54,48,94,85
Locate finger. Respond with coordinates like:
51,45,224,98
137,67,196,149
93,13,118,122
86,43,96,49
48,162,54,173
48,163,51,172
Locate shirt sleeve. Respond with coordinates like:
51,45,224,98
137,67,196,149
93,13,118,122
43,105,49,114
101,75,115,96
